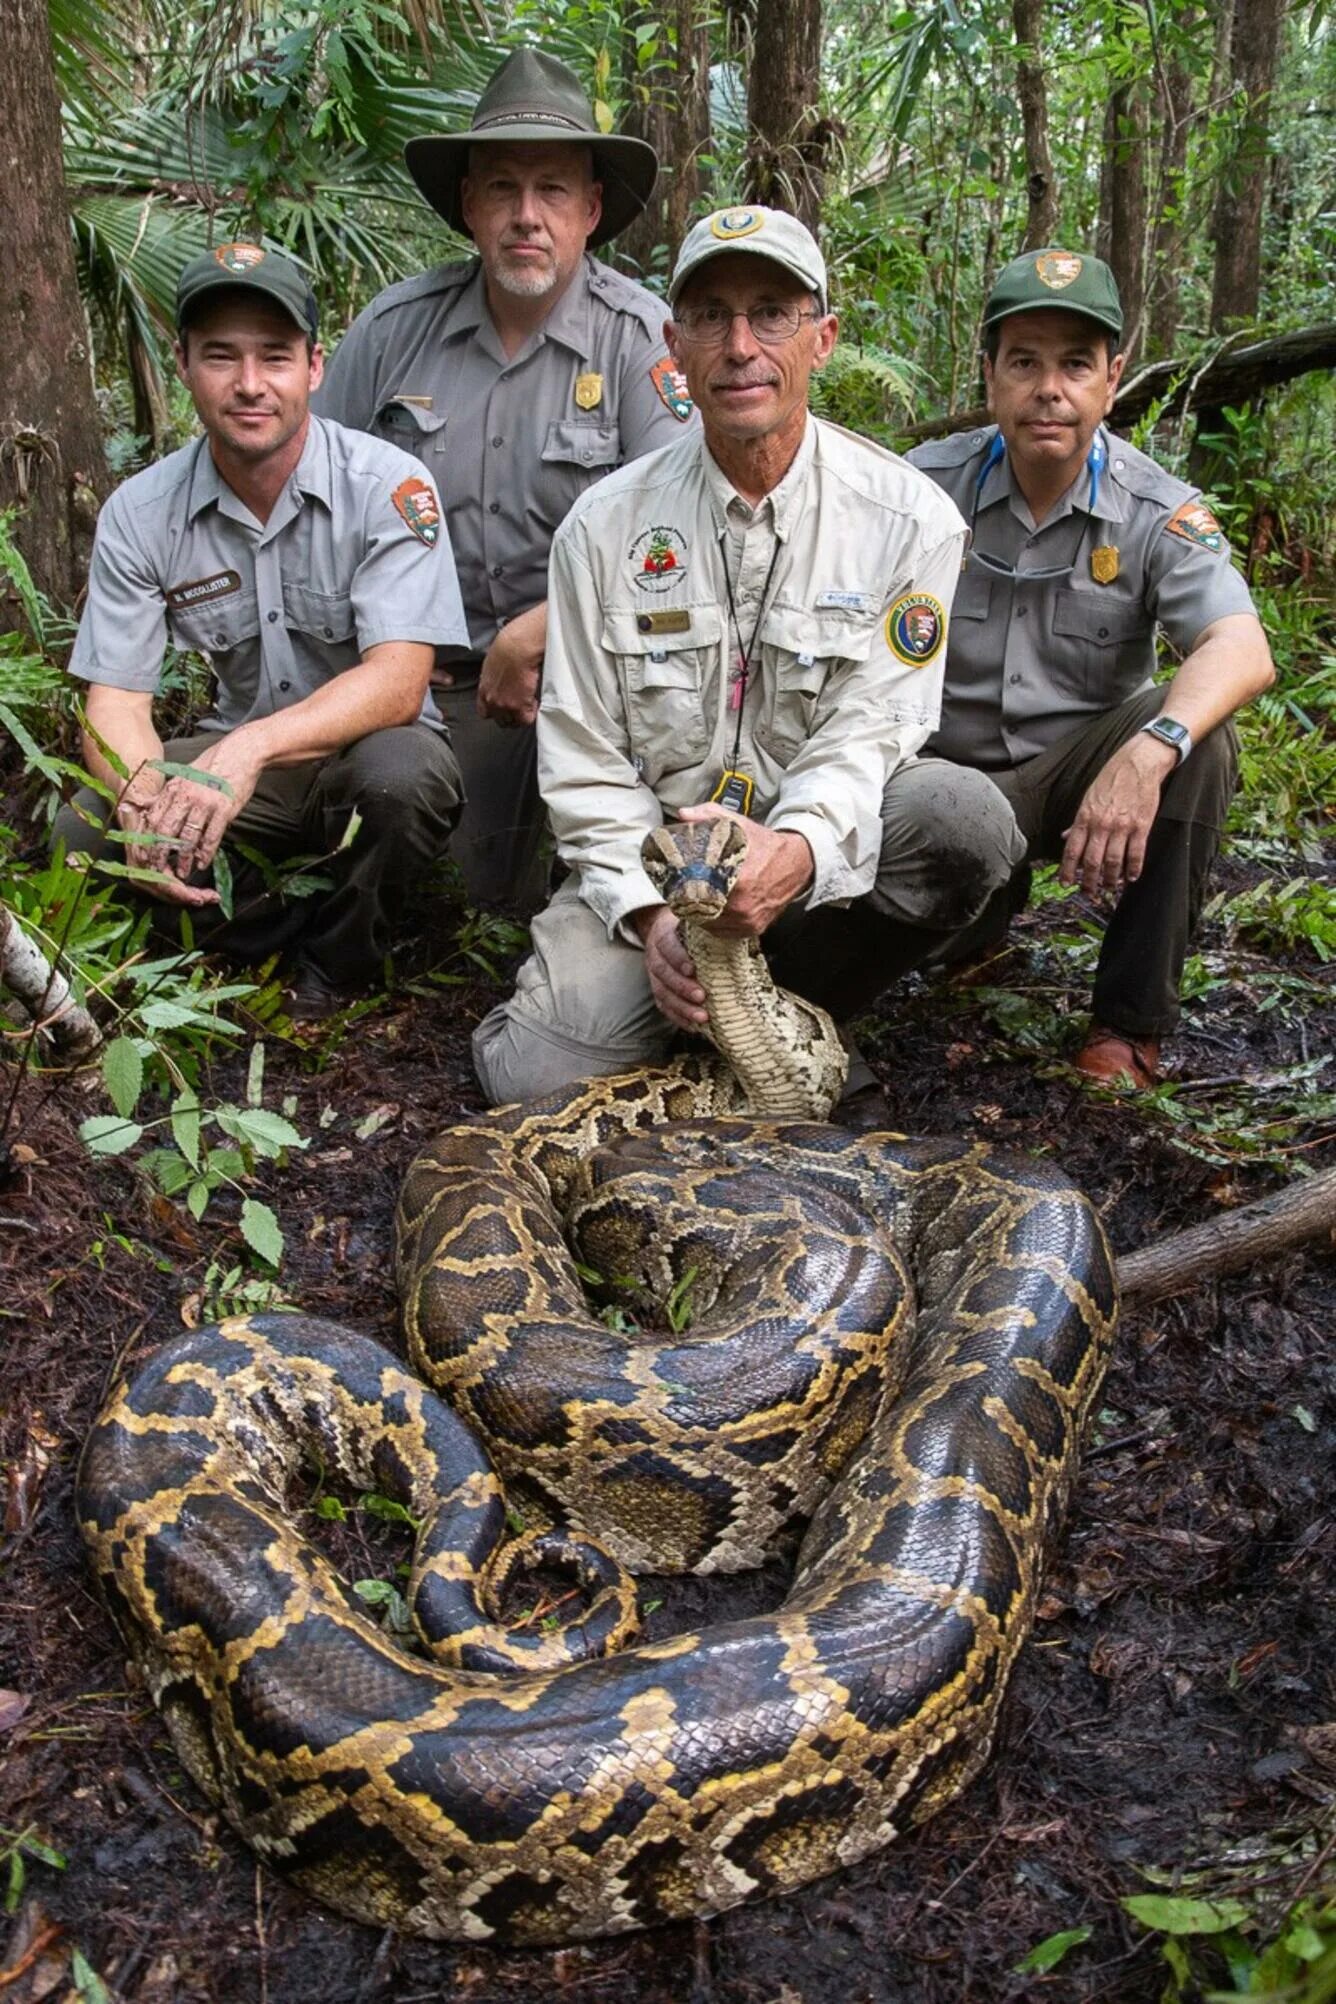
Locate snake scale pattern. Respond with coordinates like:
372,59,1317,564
79,821,1118,1945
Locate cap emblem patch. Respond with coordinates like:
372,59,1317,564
1035,250,1083,290
710,207,764,240
214,243,267,273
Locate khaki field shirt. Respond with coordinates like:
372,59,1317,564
906,424,1258,769
69,417,467,732
315,255,697,658
538,416,968,936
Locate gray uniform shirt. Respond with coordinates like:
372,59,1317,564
314,254,697,658
906,424,1258,769
69,417,467,731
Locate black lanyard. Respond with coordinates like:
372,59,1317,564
720,529,783,777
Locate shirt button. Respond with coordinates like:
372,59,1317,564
491,435,503,447
488,502,500,515
1098,627,1109,638
279,679,291,692
213,633,226,647
491,564,504,578
266,609,279,623
1009,672,1022,683
323,626,334,638
1016,605,1028,618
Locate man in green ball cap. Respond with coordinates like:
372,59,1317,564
318,48,698,908
908,246,1275,1088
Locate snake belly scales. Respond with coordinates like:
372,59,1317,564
79,819,1118,1946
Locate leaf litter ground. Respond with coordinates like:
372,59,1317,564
2,864,1333,2004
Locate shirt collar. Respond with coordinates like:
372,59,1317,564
184,417,332,528
975,423,1127,526
702,414,818,540
444,255,596,363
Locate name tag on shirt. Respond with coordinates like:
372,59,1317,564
165,570,242,610
815,589,875,612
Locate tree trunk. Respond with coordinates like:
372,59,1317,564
743,0,830,232
1117,1166,1336,1305
0,0,109,633
1105,82,1149,364
1209,0,1287,329
618,0,712,280
1012,0,1058,249
1146,49,1195,358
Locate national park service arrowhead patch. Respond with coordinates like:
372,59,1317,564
886,592,946,665
391,475,441,546
650,356,694,422
1035,250,1083,290
214,242,267,273
1165,499,1224,553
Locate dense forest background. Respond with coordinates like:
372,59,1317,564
1,4,1334,2003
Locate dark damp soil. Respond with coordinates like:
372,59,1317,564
2,858,1334,2004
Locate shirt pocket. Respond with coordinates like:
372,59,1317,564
541,419,622,521
603,606,721,783
282,584,358,647
754,603,877,764
375,399,448,467
168,587,259,661
1051,591,1150,700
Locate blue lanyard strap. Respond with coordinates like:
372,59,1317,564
974,428,1106,508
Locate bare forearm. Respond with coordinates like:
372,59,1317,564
81,687,166,805
228,647,431,771
1159,614,1275,741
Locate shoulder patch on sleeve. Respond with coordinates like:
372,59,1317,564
650,356,694,422
885,592,946,665
1164,499,1225,553
391,475,441,546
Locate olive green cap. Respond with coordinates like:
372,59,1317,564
983,247,1123,341
404,48,658,249
175,243,318,339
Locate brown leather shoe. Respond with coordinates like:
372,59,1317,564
1074,1026,1161,1089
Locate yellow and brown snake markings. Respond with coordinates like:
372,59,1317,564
78,822,1118,1945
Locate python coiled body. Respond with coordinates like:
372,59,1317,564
79,823,1117,1945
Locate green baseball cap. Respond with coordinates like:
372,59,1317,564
175,244,319,340
983,247,1123,341
668,205,828,312
404,48,658,249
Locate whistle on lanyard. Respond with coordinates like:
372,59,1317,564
711,769,755,816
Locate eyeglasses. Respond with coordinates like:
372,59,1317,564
673,302,822,347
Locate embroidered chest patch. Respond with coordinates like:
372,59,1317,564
166,569,243,610
630,524,689,592
886,592,946,665
650,356,694,422
392,475,441,546
1165,499,1224,553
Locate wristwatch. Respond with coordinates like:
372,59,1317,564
1139,715,1193,764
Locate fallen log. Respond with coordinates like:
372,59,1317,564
1116,1162,1336,1305
0,901,102,1062
899,320,1336,444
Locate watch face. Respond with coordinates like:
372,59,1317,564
1152,718,1188,745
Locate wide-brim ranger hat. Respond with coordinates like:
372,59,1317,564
175,243,319,339
668,206,829,313
983,247,1124,341
404,48,658,249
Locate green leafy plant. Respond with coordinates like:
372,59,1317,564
0,1824,67,1914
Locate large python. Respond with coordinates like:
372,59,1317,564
79,820,1117,1946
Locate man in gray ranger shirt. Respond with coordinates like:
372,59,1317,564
907,248,1274,1087
316,48,699,907
57,245,468,1019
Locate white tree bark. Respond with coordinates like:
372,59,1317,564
0,901,102,1061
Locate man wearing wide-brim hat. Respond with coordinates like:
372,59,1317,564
318,49,698,909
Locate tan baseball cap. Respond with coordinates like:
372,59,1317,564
668,206,828,313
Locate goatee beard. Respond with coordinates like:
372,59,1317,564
492,258,559,300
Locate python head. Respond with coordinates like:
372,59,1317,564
641,818,749,923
